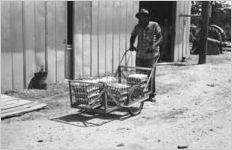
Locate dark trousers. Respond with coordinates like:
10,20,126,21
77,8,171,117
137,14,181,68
135,57,156,95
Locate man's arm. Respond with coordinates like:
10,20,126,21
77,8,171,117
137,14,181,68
152,24,162,49
129,35,137,51
152,34,162,48
129,26,137,51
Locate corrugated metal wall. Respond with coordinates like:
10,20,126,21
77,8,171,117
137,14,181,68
1,1,67,92
174,1,191,61
73,1,139,78
1,1,191,92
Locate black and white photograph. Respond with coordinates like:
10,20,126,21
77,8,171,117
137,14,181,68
1,0,231,149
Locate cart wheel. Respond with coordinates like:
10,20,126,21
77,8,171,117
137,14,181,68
128,102,144,116
127,85,144,116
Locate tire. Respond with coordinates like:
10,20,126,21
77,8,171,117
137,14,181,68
127,85,144,116
128,102,144,116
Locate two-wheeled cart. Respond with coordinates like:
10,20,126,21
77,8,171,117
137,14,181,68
68,50,159,116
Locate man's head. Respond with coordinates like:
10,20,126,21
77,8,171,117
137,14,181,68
136,8,150,27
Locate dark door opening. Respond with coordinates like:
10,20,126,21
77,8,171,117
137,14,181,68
140,1,176,62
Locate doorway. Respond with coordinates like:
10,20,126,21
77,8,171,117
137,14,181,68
140,1,176,61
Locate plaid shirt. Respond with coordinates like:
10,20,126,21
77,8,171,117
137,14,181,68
131,21,162,59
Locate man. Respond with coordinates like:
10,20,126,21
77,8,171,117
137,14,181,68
129,8,162,102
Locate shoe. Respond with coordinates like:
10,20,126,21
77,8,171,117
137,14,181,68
149,97,156,102
148,93,156,102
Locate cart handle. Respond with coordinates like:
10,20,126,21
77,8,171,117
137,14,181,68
119,49,130,66
114,49,131,76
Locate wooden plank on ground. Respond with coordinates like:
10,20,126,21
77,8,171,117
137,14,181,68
1,103,47,119
1,99,27,107
1,100,32,110
1,95,20,102
1,101,42,114
1,94,12,99
1,98,20,103
1,94,47,119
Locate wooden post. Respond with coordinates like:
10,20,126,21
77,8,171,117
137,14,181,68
198,1,210,64
67,1,74,79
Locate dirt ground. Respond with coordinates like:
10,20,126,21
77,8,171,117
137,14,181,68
1,52,231,150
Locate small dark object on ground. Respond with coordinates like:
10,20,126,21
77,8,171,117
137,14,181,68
116,143,124,147
206,84,215,87
37,140,43,143
209,128,214,131
177,145,188,149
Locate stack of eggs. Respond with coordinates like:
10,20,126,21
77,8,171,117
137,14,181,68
106,83,130,105
126,74,148,86
98,76,117,84
71,82,101,106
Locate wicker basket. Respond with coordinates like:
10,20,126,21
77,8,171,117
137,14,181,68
70,82,102,106
106,83,130,106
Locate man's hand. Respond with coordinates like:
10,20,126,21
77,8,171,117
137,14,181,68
151,43,158,50
147,44,157,53
129,45,136,51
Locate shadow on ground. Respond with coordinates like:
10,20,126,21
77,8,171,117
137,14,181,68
50,110,133,127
